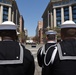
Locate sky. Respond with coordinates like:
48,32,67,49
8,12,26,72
16,0,50,37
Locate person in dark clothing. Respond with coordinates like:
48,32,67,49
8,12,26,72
37,30,57,75
37,20,76,75
0,21,35,75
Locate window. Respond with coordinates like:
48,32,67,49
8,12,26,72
73,19,76,23
56,8,61,13
3,6,8,21
3,6,8,11
72,5,76,21
73,14,76,19
64,7,69,21
57,21,61,25
57,21,61,27
3,11,8,15
72,5,76,9
56,13,61,17
64,16,69,20
0,0,2,2
56,17,61,20
64,12,69,15
3,15,8,19
3,19,8,22
64,7,69,11
72,10,76,14
56,8,61,27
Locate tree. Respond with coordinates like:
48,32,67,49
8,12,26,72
54,27,61,41
32,36,39,43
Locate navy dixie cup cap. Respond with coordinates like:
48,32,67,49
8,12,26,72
60,20,76,29
45,30,57,35
0,21,17,30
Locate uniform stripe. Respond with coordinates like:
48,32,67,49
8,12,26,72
51,46,57,64
0,43,23,65
40,45,45,55
44,44,57,66
57,43,76,60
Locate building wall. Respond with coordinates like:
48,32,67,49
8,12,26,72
38,21,43,43
42,0,76,41
36,21,43,43
53,0,76,27
0,0,21,27
42,2,53,34
0,0,25,42
19,15,25,43
0,0,11,23
20,15,24,32
42,0,76,32
12,0,20,26
51,0,62,2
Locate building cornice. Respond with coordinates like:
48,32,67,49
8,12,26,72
42,1,52,18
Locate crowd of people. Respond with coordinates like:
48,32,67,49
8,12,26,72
0,20,76,75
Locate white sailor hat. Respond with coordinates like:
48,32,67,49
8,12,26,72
45,30,57,35
60,20,76,29
0,21,17,30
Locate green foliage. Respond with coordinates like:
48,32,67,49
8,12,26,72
53,27,61,40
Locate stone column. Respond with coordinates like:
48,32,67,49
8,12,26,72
51,11,53,29
69,5,72,20
61,7,64,24
53,8,56,27
16,10,18,24
12,11,14,22
47,10,50,30
8,7,11,21
0,5,3,23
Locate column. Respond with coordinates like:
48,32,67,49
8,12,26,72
53,8,56,27
51,11,53,29
12,11,14,22
61,7,64,24
16,10,18,24
47,11,50,29
0,5,3,23
8,7,11,21
69,5,72,20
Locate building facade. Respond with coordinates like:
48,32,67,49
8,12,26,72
19,15,25,43
0,0,25,43
42,0,76,34
0,0,20,25
36,21,43,43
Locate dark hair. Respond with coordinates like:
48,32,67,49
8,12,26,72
47,34,56,40
61,28,76,39
0,30,18,41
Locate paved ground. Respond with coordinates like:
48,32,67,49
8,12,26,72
34,62,42,75
25,44,43,75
